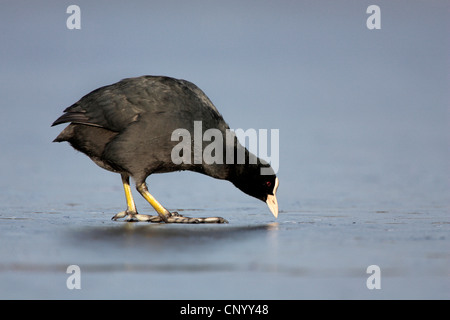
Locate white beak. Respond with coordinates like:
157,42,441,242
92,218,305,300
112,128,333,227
266,177,279,218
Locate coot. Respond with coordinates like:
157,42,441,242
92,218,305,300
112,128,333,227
52,76,279,223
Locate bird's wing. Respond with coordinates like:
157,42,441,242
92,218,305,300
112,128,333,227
51,82,144,132
52,76,229,132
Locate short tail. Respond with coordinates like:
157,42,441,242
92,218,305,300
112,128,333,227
51,112,89,127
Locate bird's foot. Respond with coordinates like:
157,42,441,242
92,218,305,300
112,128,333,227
163,211,228,224
111,210,228,224
111,210,160,222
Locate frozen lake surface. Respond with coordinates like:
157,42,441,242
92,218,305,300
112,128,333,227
0,201,448,299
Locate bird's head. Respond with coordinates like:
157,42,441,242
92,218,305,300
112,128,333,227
231,161,279,218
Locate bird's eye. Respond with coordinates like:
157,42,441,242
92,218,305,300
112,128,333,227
266,181,272,187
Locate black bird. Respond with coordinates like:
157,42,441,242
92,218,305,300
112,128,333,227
52,76,279,223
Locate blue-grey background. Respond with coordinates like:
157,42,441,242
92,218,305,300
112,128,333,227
0,0,448,299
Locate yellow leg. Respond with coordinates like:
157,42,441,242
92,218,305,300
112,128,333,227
122,174,137,213
136,183,170,222
111,174,139,221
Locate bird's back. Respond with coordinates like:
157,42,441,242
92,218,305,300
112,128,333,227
53,76,231,182
53,76,226,130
